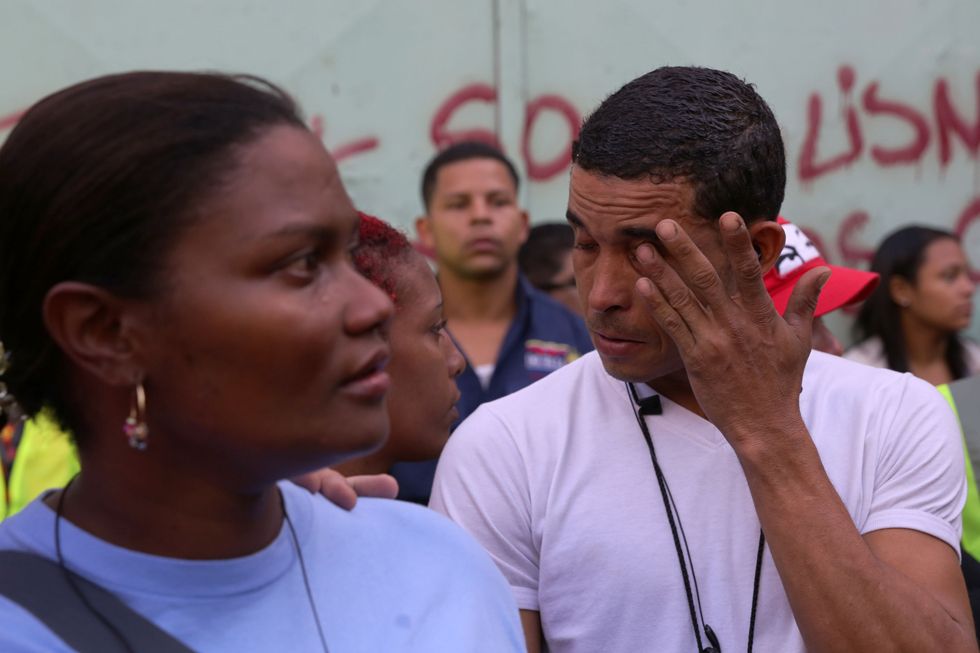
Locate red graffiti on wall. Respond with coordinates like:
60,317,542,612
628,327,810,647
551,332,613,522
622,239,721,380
0,108,26,132
429,82,581,181
954,197,980,282
797,192,980,291
522,94,580,181
800,66,980,181
863,82,931,166
799,66,863,181
935,74,980,168
309,114,380,164
430,83,501,150
836,211,876,267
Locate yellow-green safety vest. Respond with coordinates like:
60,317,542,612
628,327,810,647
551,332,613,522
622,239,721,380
0,412,79,520
937,383,980,560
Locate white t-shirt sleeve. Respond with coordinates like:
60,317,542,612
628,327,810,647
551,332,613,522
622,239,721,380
860,375,966,556
430,406,541,610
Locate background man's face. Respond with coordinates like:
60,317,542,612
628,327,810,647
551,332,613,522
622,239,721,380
567,166,736,383
421,158,529,281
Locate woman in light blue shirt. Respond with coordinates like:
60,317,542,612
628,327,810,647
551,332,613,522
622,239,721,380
0,71,523,653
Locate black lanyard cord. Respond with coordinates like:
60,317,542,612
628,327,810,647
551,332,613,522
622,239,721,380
664,473,710,631
747,529,766,652
628,383,705,652
627,383,766,653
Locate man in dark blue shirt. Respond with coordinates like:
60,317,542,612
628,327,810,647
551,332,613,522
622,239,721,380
390,142,593,503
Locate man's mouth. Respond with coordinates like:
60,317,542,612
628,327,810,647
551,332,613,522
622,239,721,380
466,238,502,252
591,328,645,358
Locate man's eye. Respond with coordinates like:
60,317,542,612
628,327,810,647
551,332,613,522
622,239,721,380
574,242,597,251
432,319,448,335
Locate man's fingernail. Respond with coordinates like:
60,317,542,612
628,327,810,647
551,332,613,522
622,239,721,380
818,271,831,289
636,244,655,263
637,277,654,296
656,221,677,240
721,213,742,233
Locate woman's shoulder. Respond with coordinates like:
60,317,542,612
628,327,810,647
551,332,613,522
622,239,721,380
290,484,503,576
327,495,495,564
960,336,980,375
843,336,888,368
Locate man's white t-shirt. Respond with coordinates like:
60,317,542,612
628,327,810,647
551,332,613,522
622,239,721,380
430,350,966,653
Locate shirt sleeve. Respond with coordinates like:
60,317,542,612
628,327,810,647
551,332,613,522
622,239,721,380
861,374,967,558
430,406,541,611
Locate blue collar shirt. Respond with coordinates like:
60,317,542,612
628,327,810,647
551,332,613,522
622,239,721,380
391,275,594,503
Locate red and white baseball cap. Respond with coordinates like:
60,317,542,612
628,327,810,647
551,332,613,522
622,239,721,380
764,217,879,317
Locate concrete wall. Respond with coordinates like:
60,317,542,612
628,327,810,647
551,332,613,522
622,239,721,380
2,0,979,340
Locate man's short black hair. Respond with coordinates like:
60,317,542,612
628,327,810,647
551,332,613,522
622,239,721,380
420,141,521,211
572,66,785,224
518,223,574,289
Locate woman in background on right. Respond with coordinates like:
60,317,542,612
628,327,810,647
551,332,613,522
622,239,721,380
845,226,978,385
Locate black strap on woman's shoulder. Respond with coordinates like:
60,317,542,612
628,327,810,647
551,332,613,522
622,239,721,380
0,550,198,653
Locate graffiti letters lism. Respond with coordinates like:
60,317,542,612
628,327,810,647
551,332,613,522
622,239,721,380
800,65,980,181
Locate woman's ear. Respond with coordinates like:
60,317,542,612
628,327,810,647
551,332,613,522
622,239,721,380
747,219,787,275
889,275,914,307
42,281,144,387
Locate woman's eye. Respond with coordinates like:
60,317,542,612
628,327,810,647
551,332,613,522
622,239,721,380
574,242,597,251
432,319,448,335
284,250,322,277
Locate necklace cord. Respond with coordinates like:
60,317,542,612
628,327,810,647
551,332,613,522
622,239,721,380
281,490,331,653
55,475,136,653
627,383,766,653
665,477,708,629
627,383,705,652
55,478,330,653
747,529,766,653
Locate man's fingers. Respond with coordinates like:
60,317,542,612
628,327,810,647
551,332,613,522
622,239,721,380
347,474,400,500
633,239,709,335
636,273,697,351
719,212,773,312
642,219,732,312
783,267,831,339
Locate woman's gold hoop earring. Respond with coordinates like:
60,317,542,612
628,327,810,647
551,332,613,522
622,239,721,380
124,382,148,450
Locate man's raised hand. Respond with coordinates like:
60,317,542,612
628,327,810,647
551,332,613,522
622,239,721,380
633,212,830,448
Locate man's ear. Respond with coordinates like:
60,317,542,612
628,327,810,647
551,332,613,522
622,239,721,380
748,220,787,275
518,209,530,246
415,215,435,250
42,282,144,388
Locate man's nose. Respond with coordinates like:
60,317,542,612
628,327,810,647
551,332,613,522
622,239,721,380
469,197,492,223
589,253,633,314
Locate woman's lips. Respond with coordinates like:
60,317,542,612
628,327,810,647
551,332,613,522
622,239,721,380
341,350,391,400
592,330,644,358
341,369,391,400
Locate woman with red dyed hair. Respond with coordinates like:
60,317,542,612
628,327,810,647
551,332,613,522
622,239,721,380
335,213,465,481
